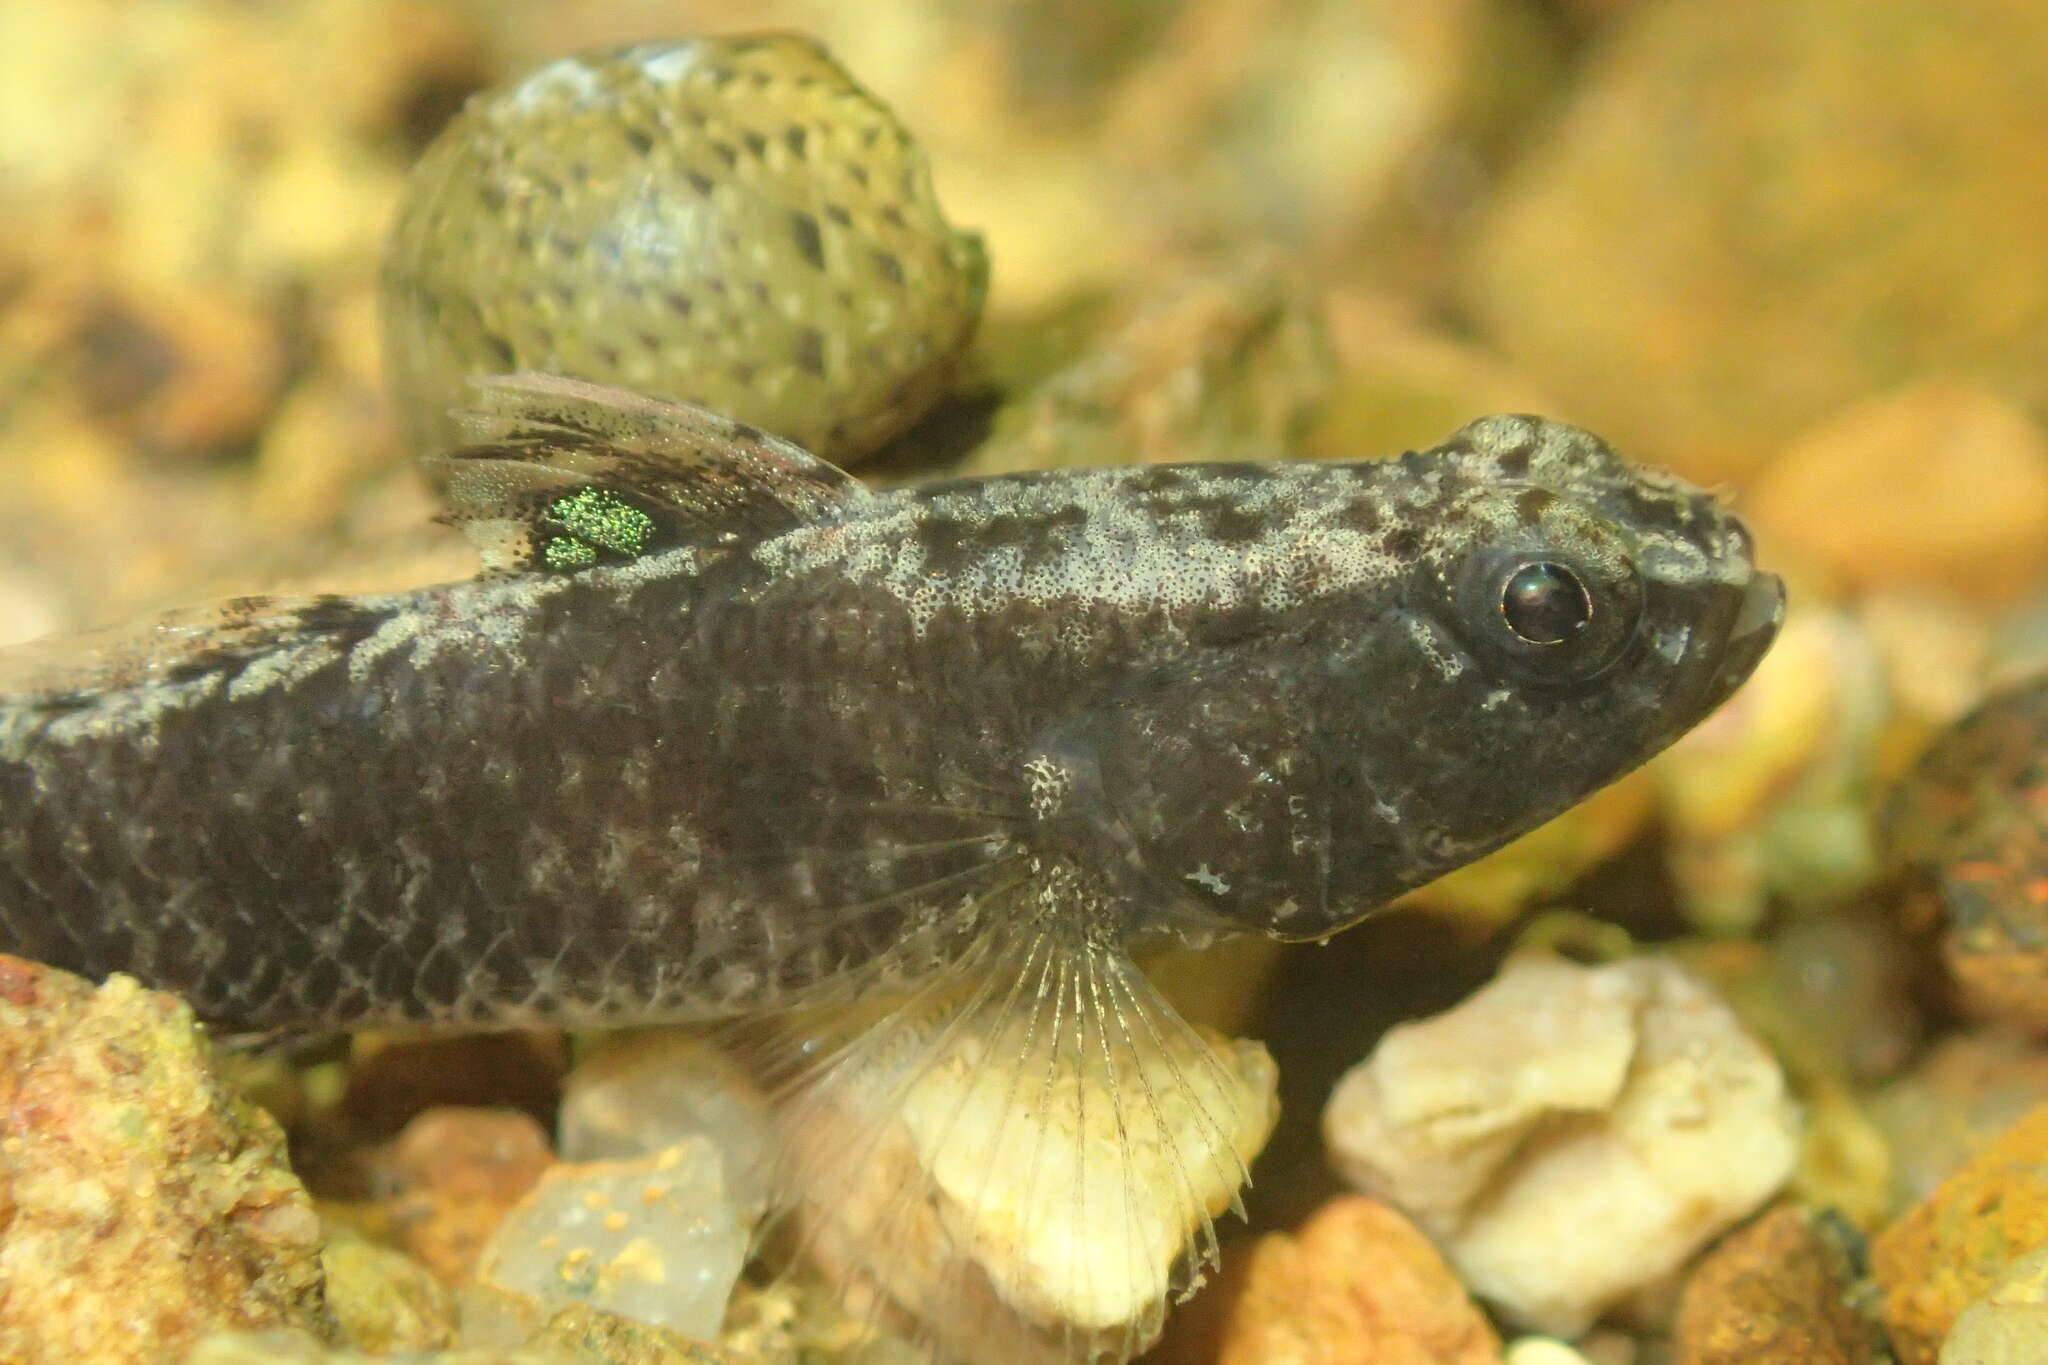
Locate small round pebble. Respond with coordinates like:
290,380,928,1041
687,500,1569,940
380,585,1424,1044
1671,1206,1880,1365
1214,1197,1502,1365
374,1106,555,1284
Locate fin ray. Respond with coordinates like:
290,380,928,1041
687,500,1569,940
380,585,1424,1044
729,885,1278,1363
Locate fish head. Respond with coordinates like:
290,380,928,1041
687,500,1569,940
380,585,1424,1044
1298,414,1783,932
1107,415,1783,944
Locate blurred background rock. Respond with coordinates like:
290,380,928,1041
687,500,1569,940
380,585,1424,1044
6,0,2047,634
0,0,1527,626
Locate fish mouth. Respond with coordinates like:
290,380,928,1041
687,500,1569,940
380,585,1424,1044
1701,570,1785,711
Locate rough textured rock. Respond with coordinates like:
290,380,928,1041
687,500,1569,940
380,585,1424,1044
1213,1196,1502,1365
321,1225,457,1352
1672,1206,1880,1364
1874,1103,2048,1365
1324,952,1800,1335
1464,0,2048,484
0,954,335,1364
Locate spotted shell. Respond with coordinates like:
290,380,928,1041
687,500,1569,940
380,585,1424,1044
380,34,986,464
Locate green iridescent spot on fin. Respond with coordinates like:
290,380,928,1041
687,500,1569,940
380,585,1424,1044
549,488,657,558
430,375,878,579
543,536,599,570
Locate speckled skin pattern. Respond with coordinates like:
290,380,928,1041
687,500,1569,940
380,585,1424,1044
0,379,1780,1033
381,35,985,464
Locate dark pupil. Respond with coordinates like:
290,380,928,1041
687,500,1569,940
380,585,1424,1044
1501,562,1591,644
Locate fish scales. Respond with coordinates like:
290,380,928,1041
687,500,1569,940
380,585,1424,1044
0,375,1781,1034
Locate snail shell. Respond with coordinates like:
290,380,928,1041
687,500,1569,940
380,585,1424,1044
381,34,985,463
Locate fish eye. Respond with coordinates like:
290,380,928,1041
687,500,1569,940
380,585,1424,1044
1499,561,1592,645
1451,539,1643,689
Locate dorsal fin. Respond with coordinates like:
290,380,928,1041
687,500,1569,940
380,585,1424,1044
425,373,874,575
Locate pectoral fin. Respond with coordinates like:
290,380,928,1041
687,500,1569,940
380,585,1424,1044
729,895,1278,1362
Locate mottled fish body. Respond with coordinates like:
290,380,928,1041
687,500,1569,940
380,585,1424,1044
0,375,1780,1034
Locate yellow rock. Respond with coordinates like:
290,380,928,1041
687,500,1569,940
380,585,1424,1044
1464,0,2048,484
1748,385,2048,606
0,955,336,1364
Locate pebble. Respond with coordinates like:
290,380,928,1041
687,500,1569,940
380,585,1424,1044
556,1031,773,1215
958,251,1333,477
1210,1196,1502,1365
1874,1102,2048,1364
1870,1034,2048,1217
1400,776,1654,928
1940,1245,2048,1364
1677,915,1919,1226
1323,952,1800,1335
1670,1205,1881,1364
1882,674,2048,1036
1504,1340,1597,1365
374,1106,555,1284
1651,601,1890,934
189,1301,740,1364
319,1225,457,1352
471,1139,749,1345
0,954,335,1364
382,34,984,465
344,1032,570,1142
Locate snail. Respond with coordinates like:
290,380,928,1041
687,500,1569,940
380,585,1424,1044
381,34,986,463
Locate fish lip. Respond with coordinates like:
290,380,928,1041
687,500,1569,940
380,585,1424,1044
1702,570,1785,709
